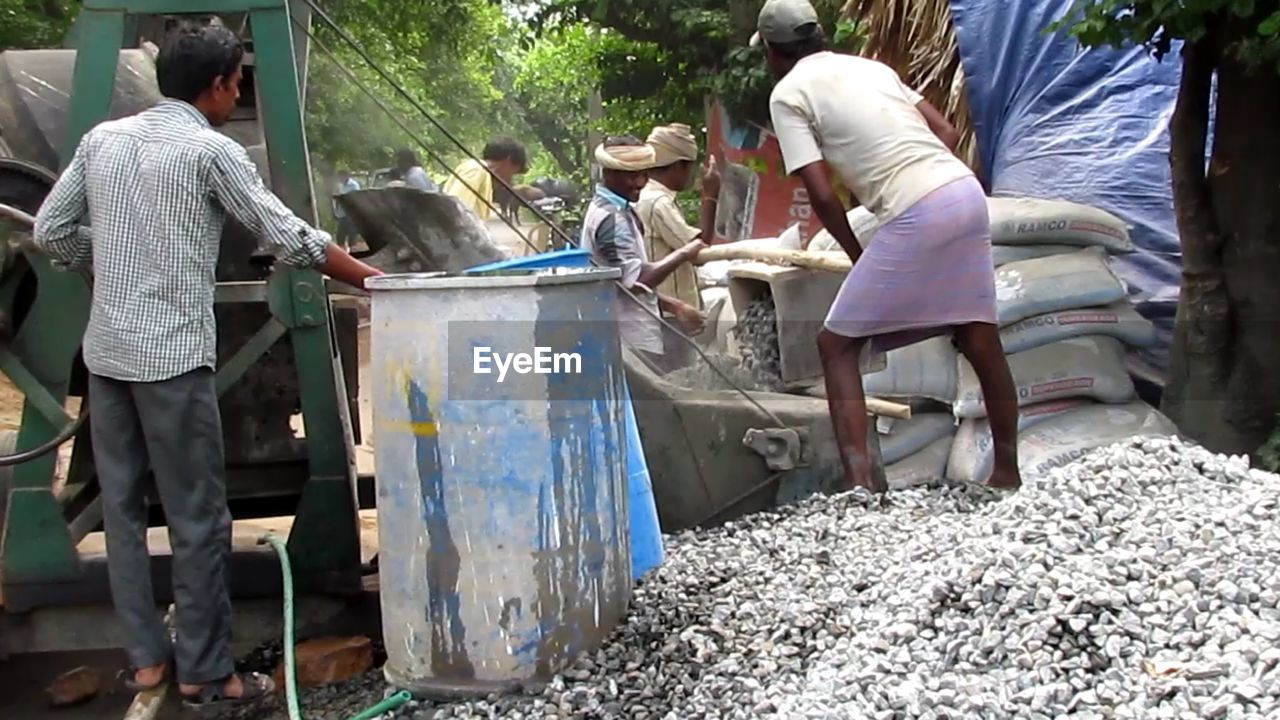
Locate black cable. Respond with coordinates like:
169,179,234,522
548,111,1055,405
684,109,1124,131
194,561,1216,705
0,405,88,467
297,1,788,428
0,201,89,466
299,24,544,257
297,0,571,245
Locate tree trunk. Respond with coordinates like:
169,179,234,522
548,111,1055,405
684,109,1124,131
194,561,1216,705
1162,35,1280,456
513,93,581,179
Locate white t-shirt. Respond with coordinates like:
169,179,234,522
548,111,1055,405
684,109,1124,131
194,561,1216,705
769,52,973,226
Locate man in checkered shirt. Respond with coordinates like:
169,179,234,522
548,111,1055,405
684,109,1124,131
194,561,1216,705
33,24,381,711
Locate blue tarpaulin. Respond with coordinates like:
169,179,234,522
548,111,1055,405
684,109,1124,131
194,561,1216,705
949,0,1189,377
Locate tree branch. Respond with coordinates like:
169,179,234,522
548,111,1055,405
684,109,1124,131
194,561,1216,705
512,93,580,179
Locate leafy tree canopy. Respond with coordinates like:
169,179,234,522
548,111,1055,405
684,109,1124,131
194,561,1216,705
1051,0,1280,69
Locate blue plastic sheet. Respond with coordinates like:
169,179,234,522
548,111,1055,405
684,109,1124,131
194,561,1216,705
949,0,1190,377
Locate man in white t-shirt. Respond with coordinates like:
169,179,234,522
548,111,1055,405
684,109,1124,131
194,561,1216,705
754,0,1021,493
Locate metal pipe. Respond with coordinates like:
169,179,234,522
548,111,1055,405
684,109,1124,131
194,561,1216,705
0,202,36,228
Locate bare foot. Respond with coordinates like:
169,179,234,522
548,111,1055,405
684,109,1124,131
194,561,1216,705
845,455,888,495
987,462,1022,491
133,664,165,688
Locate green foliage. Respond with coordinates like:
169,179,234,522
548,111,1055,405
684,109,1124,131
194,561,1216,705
716,14,869,128
0,0,78,50
539,0,859,130
511,22,603,185
303,0,529,179
1050,0,1280,70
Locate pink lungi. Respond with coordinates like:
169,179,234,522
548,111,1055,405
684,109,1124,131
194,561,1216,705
824,175,996,354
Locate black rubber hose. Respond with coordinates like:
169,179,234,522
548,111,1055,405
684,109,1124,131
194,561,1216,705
0,200,90,466
0,404,89,467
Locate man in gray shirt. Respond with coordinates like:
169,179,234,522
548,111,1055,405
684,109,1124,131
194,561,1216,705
581,136,705,372
394,147,439,192
34,24,382,711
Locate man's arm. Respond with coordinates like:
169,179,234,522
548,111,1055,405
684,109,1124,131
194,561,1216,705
795,162,862,264
698,156,723,245
916,99,961,153
892,70,961,154
33,140,94,271
770,97,863,263
208,140,381,289
637,240,704,290
593,211,704,291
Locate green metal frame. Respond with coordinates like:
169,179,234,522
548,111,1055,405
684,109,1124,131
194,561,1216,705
1,0,361,596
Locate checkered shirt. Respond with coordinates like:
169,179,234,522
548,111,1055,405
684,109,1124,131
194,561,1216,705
34,100,331,383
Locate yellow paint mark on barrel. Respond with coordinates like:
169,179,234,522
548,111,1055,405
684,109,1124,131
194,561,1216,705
377,421,439,437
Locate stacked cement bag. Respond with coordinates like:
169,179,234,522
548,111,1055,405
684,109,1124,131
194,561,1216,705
869,337,961,488
857,196,1174,486
949,197,1173,480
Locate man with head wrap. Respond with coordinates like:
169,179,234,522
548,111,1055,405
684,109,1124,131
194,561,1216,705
581,136,707,371
637,123,722,312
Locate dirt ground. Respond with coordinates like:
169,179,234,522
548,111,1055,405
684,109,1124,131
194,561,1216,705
0,373,28,433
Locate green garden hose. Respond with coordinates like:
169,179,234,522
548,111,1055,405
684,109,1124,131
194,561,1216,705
260,534,412,720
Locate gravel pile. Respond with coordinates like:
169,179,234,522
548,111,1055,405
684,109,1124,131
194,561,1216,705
249,436,1280,720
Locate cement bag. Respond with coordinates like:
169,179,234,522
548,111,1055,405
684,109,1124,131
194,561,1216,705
995,247,1128,326
887,436,953,490
808,206,880,252
992,244,1078,267
1019,402,1179,478
954,336,1135,419
879,413,956,465
862,336,958,402
987,196,1133,253
999,302,1158,355
697,261,736,287
946,398,1092,482
778,223,803,250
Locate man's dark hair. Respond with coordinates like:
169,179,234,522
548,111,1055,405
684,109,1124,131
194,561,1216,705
766,29,828,61
396,148,420,166
156,24,244,103
482,137,528,172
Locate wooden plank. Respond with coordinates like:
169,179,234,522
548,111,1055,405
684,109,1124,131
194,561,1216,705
75,511,381,564
695,246,853,274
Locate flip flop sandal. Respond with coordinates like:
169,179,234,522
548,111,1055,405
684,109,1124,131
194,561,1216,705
118,664,171,693
181,672,275,713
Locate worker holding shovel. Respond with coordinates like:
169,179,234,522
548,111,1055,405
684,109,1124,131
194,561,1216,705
581,137,707,373
754,0,1021,493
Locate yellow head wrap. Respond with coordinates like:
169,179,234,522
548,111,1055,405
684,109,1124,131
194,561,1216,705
594,142,657,172
647,123,699,167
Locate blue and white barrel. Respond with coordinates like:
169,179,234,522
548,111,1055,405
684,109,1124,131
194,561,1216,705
368,267,630,697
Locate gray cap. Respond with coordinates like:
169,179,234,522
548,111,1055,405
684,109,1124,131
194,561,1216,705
750,0,821,47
